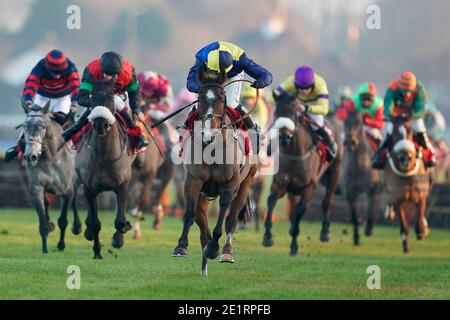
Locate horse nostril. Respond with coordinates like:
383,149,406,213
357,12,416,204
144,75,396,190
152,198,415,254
30,154,38,162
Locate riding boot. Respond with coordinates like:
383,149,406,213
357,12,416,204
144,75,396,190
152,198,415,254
371,134,393,169
119,110,149,149
235,104,264,154
4,132,25,162
51,112,68,126
416,132,436,167
315,126,337,161
62,108,91,142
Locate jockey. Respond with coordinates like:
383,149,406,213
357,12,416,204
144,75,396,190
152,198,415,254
372,71,436,168
273,65,338,161
5,49,80,162
334,86,355,121
186,41,273,134
62,51,149,148
352,82,385,142
137,71,177,143
424,102,446,142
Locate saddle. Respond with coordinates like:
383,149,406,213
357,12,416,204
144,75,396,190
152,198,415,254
70,112,144,154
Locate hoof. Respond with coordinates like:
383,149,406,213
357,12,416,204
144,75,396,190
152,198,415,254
48,221,55,233
84,227,94,241
153,220,162,231
57,241,65,252
402,241,410,253
365,225,373,236
262,235,274,247
320,231,330,242
203,242,220,260
219,253,235,263
111,232,124,249
354,235,361,246
93,253,103,259
132,228,142,240
71,224,82,235
121,221,132,234
289,249,298,257
172,247,188,257
416,228,430,240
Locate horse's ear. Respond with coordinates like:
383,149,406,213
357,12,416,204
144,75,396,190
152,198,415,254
42,100,50,113
197,67,206,85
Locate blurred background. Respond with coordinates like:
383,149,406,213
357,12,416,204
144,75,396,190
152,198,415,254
0,0,449,144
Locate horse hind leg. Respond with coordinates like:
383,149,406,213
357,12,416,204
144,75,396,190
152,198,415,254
112,183,132,249
321,160,341,242
365,185,380,237
44,193,55,233
57,194,71,251
71,186,82,235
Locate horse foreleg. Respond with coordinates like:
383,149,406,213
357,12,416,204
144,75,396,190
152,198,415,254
347,192,360,246
204,178,239,260
84,188,102,259
195,194,211,276
30,186,49,253
263,183,285,247
252,179,264,231
321,161,341,242
57,194,71,251
415,197,430,240
112,183,132,249
395,202,410,253
289,195,307,256
152,164,174,231
172,176,203,257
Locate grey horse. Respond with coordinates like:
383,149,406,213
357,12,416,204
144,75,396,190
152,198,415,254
22,101,81,254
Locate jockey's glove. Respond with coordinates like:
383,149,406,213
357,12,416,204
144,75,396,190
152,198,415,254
251,79,266,89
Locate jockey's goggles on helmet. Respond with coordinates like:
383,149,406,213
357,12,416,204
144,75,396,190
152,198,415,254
360,93,374,103
295,84,314,91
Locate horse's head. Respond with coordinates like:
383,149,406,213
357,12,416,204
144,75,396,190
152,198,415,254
197,67,227,144
89,79,116,137
22,100,51,166
272,94,297,147
344,109,364,151
391,113,416,171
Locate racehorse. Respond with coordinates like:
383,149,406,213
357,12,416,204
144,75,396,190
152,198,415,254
383,114,433,253
22,100,81,253
343,109,382,245
172,68,257,276
262,94,342,255
75,79,135,258
128,115,174,238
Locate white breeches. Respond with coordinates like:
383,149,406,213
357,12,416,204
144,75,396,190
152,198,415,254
34,94,71,114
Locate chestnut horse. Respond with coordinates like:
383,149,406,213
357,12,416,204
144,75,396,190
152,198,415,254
383,114,433,253
172,69,257,276
263,94,342,256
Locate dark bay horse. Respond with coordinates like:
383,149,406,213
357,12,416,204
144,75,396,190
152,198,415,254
128,116,174,238
22,101,81,253
343,109,382,245
383,114,433,253
172,69,257,276
75,80,134,258
263,94,342,256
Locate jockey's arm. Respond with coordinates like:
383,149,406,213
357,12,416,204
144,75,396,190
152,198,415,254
239,54,273,88
186,58,202,93
383,88,395,120
305,76,329,116
67,63,81,106
364,106,385,129
126,81,141,113
273,76,297,98
22,65,41,103
412,84,427,119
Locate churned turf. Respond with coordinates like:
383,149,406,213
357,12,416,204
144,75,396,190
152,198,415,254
0,208,448,299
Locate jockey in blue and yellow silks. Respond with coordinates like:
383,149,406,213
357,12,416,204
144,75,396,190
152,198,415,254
273,66,337,160
186,41,272,134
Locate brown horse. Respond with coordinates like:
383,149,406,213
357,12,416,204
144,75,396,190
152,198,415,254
383,114,433,253
172,69,257,276
262,94,342,256
75,80,134,258
343,109,382,245
128,116,174,238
